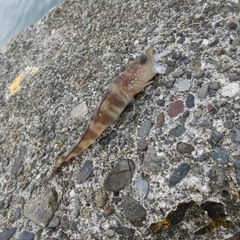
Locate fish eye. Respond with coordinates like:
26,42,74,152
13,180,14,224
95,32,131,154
139,55,148,64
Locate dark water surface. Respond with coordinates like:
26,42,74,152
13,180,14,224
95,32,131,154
0,0,64,49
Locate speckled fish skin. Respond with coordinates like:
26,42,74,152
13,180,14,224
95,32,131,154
42,48,169,186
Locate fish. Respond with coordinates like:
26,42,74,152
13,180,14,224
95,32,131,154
42,48,170,186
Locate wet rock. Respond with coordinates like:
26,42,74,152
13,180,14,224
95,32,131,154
48,215,60,228
212,146,230,164
157,99,165,106
104,159,135,192
76,160,94,184
221,82,240,98
137,139,148,151
210,131,225,143
24,187,59,227
186,93,195,108
198,84,210,98
169,163,190,187
231,126,240,142
169,125,186,137
122,196,146,227
178,79,191,92
164,79,175,89
209,166,225,191
135,176,149,199
11,145,27,176
176,142,194,157
137,120,153,137
168,100,184,117
0,228,17,240
233,158,240,169
156,113,165,127
94,188,108,208
115,227,135,237
19,231,35,240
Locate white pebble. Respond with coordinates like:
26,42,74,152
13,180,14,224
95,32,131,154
221,82,240,98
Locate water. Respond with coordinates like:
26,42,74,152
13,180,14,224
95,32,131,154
0,0,64,49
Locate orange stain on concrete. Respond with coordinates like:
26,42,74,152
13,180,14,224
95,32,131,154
8,73,23,96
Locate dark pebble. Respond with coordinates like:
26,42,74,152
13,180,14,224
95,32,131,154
223,121,233,129
231,126,240,142
19,231,35,240
176,142,194,156
228,22,238,30
209,166,225,190
212,146,230,164
156,113,165,127
157,99,165,106
208,39,219,47
76,160,94,184
0,228,17,240
14,207,21,220
199,153,208,161
48,215,60,228
228,74,240,82
168,100,184,117
210,131,225,143
11,145,27,176
115,227,135,236
164,79,176,89
137,139,148,151
122,196,146,227
233,158,240,169
236,172,240,184
186,93,195,108
104,159,135,192
169,163,190,187
169,125,186,137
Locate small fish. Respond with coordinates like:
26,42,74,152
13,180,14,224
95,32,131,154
42,48,170,186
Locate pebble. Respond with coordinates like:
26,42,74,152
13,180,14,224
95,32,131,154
157,99,165,106
122,196,146,227
221,82,240,98
178,79,191,92
14,207,21,220
164,79,176,89
198,84,210,98
115,227,135,237
223,120,233,129
137,120,153,137
168,100,184,117
70,102,88,119
61,215,70,230
137,139,148,151
212,146,230,164
11,145,27,176
143,147,162,173
156,113,165,127
135,176,149,199
210,131,225,143
236,172,240,185
105,229,115,237
172,69,184,78
233,158,240,169
169,124,186,137
24,187,59,227
72,198,81,219
208,39,219,47
186,93,195,108
104,159,135,192
231,126,240,142
176,142,194,157
194,109,202,118
210,82,221,90
48,215,60,228
169,163,190,187
228,74,240,82
0,228,17,240
76,160,94,184
207,104,214,112
209,166,225,191
19,231,35,240
94,188,108,208
228,22,238,30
